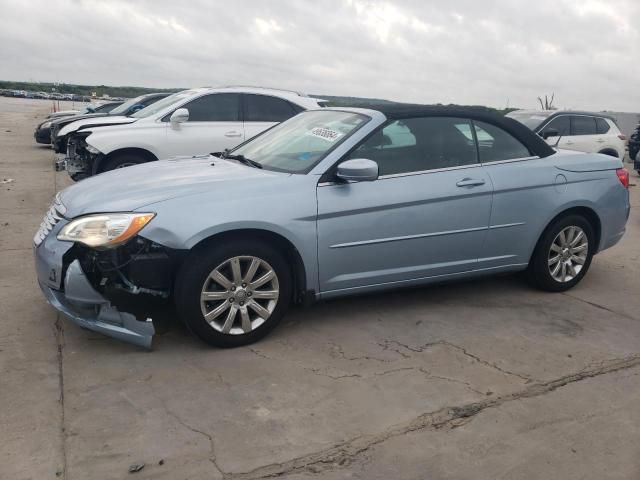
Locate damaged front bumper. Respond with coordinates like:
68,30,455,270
63,134,100,179
55,155,66,171
34,215,161,349
38,261,155,349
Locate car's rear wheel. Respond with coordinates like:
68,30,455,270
101,153,145,172
527,215,595,292
175,240,291,347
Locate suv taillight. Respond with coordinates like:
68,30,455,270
616,168,629,188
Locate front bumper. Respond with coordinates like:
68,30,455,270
34,224,155,349
34,127,51,144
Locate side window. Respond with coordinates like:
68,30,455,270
473,120,531,163
244,94,299,122
540,116,570,136
571,116,596,135
595,117,610,134
359,120,417,150
183,93,240,122
351,117,477,176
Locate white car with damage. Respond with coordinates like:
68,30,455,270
59,86,325,180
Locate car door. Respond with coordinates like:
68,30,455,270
475,119,556,268
316,116,493,294
594,116,621,154
164,93,243,158
242,94,302,141
539,115,572,149
568,115,598,153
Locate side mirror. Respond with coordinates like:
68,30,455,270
170,108,189,124
129,104,144,113
540,128,559,139
336,158,379,182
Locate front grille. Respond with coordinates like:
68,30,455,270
34,195,67,246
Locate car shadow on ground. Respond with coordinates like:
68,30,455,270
145,272,534,352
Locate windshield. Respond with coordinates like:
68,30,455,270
506,111,554,130
93,102,121,113
109,95,149,115
230,110,369,173
130,90,199,118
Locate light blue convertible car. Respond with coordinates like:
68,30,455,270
34,105,630,348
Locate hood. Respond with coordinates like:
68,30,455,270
58,116,136,137
47,110,82,119
51,112,108,128
59,156,289,218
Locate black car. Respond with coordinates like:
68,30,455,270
33,102,123,145
49,93,170,152
629,123,640,174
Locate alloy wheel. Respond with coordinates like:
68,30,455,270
200,256,279,334
548,226,588,283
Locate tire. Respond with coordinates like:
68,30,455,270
175,239,292,348
101,153,146,173
70,173,87,182
527,214,595,292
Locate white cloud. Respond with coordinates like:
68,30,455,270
254,18,283,36
0,0,638,111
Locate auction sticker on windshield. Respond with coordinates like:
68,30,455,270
307,127,343,142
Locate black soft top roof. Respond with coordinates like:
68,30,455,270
361,103,556,158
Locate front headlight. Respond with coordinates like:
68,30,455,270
85,144,101,154
57,213,155,248
41,121,51,129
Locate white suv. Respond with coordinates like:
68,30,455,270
507,110,626,158
58,87,324,180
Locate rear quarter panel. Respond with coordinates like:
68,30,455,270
482,152,628,268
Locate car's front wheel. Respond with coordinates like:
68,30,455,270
101,153,146,172
175,240,291,347
527,215,595,292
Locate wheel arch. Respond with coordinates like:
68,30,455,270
597,148,619,158
188,229,310,305
530,206,602,264
94,147,158,174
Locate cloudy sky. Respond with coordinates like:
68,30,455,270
1,0,639,111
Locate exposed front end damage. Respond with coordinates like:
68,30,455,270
34,202,184,348
39,261,155,348
63,133,101,180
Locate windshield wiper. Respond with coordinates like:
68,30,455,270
220,151,262,169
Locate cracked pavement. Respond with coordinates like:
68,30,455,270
2,98,640,479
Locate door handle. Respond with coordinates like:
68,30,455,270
225,131,242,138
596,139,605,143
456,178,485,187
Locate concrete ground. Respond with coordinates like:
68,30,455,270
1,97,640,480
